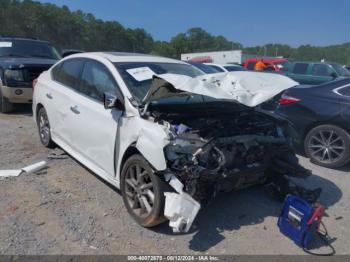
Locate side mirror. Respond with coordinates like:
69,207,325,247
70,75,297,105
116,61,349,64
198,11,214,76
103,92,125,111
330,72,338,79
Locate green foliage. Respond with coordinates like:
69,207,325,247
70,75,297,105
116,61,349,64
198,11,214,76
0,0,349,65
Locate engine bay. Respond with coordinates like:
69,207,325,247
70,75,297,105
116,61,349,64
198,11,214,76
146,100,310,202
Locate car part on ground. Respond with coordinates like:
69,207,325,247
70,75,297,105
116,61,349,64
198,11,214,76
33,52,312,233
276,78,350,168
0,161,47,178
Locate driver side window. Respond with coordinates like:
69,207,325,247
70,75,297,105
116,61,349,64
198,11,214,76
312,64,332,77
80,60,117,102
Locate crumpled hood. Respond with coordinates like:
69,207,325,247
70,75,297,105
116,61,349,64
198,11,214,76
143,71,298,107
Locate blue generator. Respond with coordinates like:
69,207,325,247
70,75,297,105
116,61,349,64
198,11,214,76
278,195,324,249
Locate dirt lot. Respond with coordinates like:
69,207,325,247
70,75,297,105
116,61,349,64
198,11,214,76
0,105,349,255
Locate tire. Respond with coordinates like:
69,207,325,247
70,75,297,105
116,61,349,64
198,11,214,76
0,88,14,113
121,154,167,227
37,107,55,148
304,124,350,168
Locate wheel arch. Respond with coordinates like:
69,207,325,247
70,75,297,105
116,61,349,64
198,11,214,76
118,144,141,180
35,103,44,122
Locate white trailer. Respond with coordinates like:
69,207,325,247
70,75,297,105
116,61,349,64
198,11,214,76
181,50,253,64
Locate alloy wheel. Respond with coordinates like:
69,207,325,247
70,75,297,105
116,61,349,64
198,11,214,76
124,163,155,218
39,110,50,144
308,130,345,164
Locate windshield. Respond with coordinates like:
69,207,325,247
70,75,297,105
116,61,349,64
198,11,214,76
223,65,246,72
115,62,203,102
0,40,60,60
331,63,350,77
189,62,220,74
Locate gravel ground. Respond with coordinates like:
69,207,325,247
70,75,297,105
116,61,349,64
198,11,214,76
0,105,349,255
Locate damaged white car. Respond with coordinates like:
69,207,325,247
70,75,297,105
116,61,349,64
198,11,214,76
33,52,310,233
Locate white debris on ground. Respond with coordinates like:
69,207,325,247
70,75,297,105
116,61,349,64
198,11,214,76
0,161,47,178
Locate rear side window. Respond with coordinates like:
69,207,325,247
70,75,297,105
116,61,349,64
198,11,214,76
293,63,308,74
336,86,350,96
80,60,117,101
53,59,84,90
312,64,332,77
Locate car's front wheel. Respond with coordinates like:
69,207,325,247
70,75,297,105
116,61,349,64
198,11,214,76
121,154,167,227
304,124,350,168
37,107,55,148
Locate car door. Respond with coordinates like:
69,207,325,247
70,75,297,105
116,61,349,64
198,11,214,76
65,59,123,178
310,63,334,84
46,58,85,144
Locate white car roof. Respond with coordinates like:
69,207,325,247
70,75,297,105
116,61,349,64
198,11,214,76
69,52,187,64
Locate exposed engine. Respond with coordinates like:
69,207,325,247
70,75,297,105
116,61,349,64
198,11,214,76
147,101,310,202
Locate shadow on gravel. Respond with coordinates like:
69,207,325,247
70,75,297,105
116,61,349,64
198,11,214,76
184,173,342,252
138,172,341,252
48,146,342,252
7,104,33,116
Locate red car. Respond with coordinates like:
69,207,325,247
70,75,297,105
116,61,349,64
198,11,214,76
244,58,290,72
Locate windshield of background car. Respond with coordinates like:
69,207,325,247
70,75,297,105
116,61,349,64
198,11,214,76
190,62,220,74
115,62,203,103
223,65,246,72
0,40,60,60
276,61,292,71
331,63,350,77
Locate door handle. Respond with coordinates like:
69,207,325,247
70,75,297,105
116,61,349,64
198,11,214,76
46,93,53,99
70,105,80,114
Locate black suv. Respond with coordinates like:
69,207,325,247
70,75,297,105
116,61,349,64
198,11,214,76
0,37,60,113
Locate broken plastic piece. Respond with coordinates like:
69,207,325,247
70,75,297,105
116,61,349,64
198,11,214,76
0,161,47,178
164,192,201,233
0,170,22,177
164,174,201,233
21,161,47,174
166,174,184,193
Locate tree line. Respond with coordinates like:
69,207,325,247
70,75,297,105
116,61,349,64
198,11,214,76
1,0,349,65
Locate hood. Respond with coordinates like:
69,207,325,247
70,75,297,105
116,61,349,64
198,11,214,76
0,57,57,69
143,71,298,107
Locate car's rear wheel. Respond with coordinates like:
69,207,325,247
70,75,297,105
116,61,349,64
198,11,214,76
121,154,167,227
0,89,14,113
37,107,55,148
304,124,350,168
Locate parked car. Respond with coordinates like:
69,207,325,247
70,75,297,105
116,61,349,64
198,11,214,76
187,61,220,74
244,58,290,72
0,37,60,113
283,61,350,85
204,63,246,72
33,52,309,232
275,78,350,168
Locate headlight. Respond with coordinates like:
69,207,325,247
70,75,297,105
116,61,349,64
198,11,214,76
5,69,24,82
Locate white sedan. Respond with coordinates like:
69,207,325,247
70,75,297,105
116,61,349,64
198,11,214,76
33,52,309,232
204,63,246,72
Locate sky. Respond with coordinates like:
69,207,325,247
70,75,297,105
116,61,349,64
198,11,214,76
38,0,350,47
